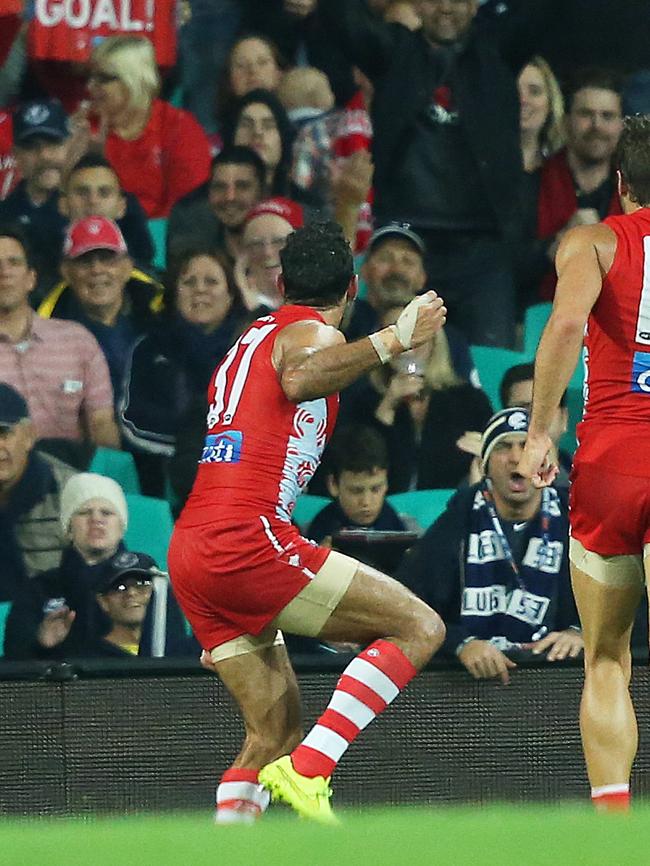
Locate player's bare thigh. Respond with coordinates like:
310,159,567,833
569,538,644,658
272,550,444,668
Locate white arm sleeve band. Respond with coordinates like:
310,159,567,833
368,329,395,364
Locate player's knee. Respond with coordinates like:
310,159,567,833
584,642,629,672
415,606,446,658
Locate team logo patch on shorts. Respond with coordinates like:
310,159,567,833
200,431,243,463
632,351,650,393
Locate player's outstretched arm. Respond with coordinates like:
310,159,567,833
518,223,614,484
275,291,446,402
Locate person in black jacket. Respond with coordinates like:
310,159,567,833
395,407,583,683
318,0,561,346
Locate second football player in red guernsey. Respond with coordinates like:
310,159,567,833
518,116,650,813
168,222,447,823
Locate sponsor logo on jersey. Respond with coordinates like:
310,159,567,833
200,431,243,464
631,351,650,393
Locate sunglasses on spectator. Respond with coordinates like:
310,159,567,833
89,71,120,85
105,578,153,594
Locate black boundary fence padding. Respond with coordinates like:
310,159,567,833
1,655,649,816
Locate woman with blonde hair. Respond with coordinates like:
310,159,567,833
339,309,493,492
518,55,565,174
81,35,211,218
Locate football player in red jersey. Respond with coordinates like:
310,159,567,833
168,221,447,823
518,116,650,812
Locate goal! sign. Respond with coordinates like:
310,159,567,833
28,0,177,66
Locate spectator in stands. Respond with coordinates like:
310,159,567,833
0,383,77,601
39,217,163,401
383,0,421,29
319,0,561,347
241,0,357,108
167,146,267,263
344,222,427,341
278,66,374,250
4,473,190,659
224,89,294,196
59,153,154,271
0,225,118,458
518,56,565,175
236,197,304,310
0,98,71,296
535,69,624,300
79,35,212,219
458,362,571,489
216,33,286,124
121,247,254,495
342,305,492,492
308,424,406,543
396,408,583,683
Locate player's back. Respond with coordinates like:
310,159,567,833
176,304,338,527
579,207,650,473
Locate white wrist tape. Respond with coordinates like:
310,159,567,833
394,295,431,349
368,329,395,364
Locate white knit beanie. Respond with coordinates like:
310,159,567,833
60,473,128,533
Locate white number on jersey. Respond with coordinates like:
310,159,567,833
635,236,650,344
207,323,276,428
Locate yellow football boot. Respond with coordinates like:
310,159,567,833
258,756,339,825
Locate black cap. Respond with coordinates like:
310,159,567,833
94,551,159,594
0,383,29,429
13,99,69,145
367,222,425,256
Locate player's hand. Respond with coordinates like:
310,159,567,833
394,291,446,351
516,433,558,488
199,649,218,674
458,639,517,684
37,607,76,648
527,629,584,661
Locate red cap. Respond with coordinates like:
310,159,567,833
245,197,304,230
63,216,128,259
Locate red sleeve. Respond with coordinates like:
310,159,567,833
158,103,212,218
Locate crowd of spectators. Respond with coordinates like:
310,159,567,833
0,0,648,669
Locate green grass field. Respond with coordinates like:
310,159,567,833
2,804,643,866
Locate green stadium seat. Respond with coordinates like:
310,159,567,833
0,601,11,657
388,489,455,532
470,345,528,409
293,495,331,531
124,494,174,570
148,218,168,272
523,303,552,356
89,448,141,494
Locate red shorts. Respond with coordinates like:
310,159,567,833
168,513,330,651
570,459,650,555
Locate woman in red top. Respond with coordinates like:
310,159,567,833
86,35,211,219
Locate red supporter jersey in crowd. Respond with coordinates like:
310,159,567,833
104,99,211,218
178,305,339,527
577,208,650,475
0,110,18,199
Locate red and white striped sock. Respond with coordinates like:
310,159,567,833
215,768,270,824
591,783,630,812
291,639,417,779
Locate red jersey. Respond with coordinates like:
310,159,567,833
576,207,650,476
178,305,339,527
104,99,211,218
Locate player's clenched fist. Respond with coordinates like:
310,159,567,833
393,290,447,351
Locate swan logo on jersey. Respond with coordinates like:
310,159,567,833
632,351,650,393
200,431,243,464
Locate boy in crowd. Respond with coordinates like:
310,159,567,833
307,424,406,543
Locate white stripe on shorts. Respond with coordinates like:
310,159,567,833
328,690,376,730
301,724,349,763
344,657,400,704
